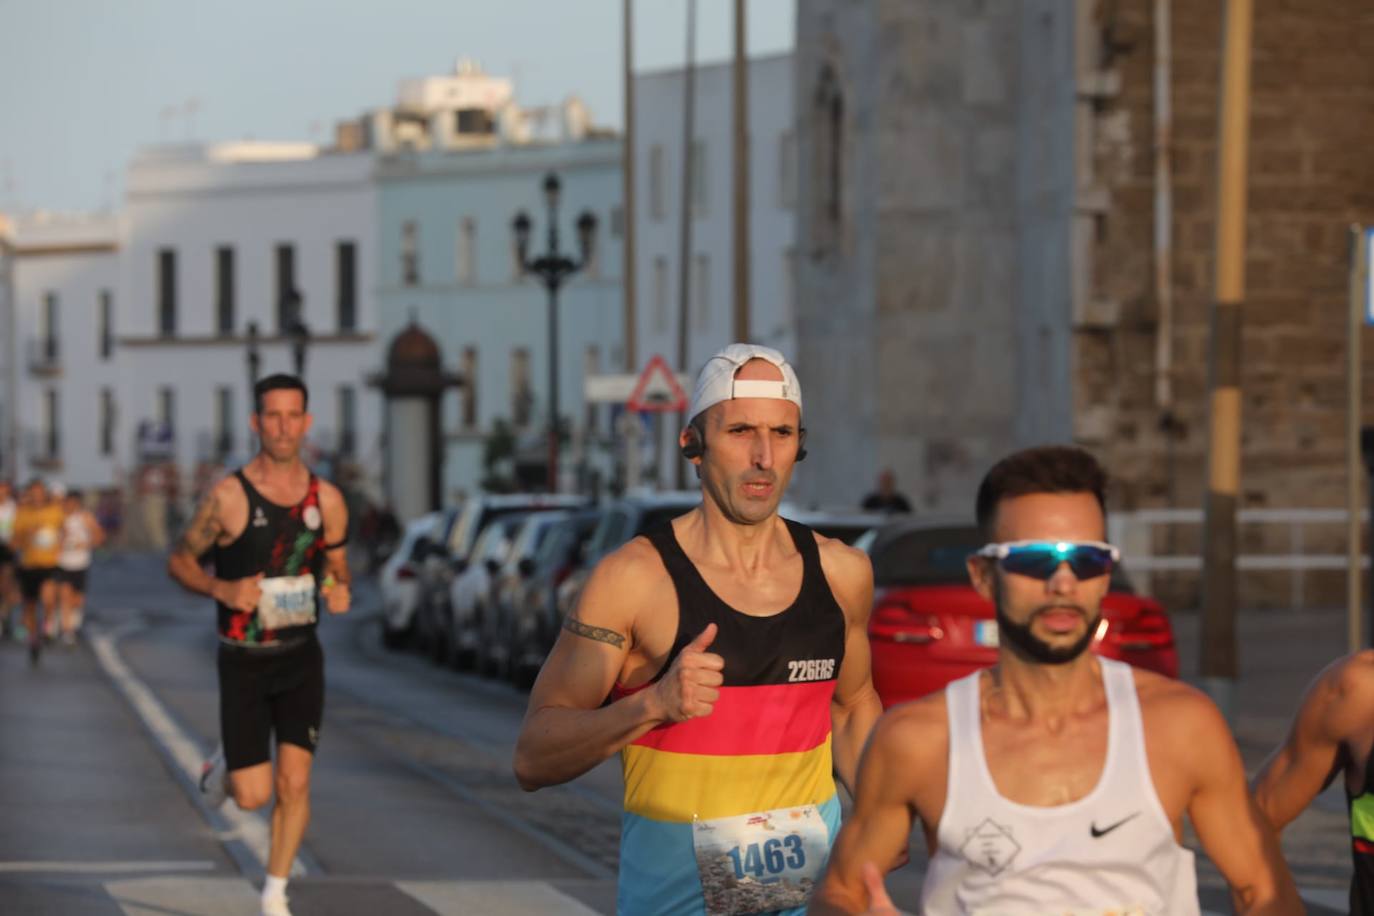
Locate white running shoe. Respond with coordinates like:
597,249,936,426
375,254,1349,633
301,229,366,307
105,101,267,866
260,894,292,916
199,745,228,809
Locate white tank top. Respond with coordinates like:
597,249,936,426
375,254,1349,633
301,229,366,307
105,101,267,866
59,513,92,571
0,499,14,544
919,658,1199,916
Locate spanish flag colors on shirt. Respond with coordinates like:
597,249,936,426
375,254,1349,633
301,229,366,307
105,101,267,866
613,519,847,916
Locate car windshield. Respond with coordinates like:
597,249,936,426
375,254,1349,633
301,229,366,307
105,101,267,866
871,525,1135,592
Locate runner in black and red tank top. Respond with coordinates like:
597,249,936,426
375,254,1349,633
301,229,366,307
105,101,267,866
213,470,328,647
1256,649,1374,913
168,374,351,916
515,344,884,915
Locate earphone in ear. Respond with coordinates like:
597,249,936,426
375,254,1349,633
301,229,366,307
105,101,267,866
796,427,808,462
680,426,704,460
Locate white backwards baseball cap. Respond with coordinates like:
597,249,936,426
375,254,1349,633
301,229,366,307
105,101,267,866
687,343,803,423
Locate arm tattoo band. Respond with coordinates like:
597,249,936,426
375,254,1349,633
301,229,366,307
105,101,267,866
562,616,626,649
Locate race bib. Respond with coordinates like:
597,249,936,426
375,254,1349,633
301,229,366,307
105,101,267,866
693,805,830,915
257,574,317,630
33,526,59,549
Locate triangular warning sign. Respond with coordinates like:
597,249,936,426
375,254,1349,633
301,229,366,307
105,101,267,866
626,354,689,413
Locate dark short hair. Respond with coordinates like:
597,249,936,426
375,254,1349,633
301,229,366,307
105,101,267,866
65,488,83,501
975,445,1108,539
254,374,309,414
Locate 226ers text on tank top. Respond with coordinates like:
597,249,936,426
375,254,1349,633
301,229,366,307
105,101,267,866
921,658,1199,916
212,470,327,648
611,519,847,916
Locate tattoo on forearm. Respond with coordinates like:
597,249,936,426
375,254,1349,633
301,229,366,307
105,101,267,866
176,492,222,556
562,616,626,649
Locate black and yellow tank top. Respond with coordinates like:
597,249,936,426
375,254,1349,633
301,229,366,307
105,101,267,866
1349,763,1374,914
212,470,327,648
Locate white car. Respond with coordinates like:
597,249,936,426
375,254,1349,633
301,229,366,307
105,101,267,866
442,513,529,668
379,512,443,649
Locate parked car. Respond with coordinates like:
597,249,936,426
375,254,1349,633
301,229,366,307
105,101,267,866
859,518,1179,707
411,494,586,659
499,509,603,688
379,512,444,649
779,505,888,545
553,491,701,643
473,509,577,679
441,512,533,668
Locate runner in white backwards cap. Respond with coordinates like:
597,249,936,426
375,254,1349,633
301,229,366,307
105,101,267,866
516,343,883,915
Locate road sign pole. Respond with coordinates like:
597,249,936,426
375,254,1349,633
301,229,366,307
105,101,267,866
1351,226,1369,652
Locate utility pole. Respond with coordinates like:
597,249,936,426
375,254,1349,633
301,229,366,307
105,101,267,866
674,0,697,490
1348,226,1366,653
1200,0,1253,721
622,0,637,373
732,0,750,344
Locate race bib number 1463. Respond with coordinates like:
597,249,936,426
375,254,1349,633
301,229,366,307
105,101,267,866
692,805,829,915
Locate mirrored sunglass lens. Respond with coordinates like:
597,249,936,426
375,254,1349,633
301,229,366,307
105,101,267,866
1067,547,1113,579
999,548,1061,579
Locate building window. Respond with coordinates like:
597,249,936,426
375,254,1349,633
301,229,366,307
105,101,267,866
456,108,495,135
215,246,235,335
648,144,665,221
778,131,797,209
214,386,233,458
275,243,297,331
157,386,176,437
337,240,357,332
461,346,478,428
813,65,844,243
610,205,625,238
457,217,477,286
693,254,711,332
337,385,356,456
511,348,532,427
691,140,708,217
653,256,669,335
98,290,113,360
99,388,115,456
158,248,176,336
41,292,58,363
783,246,798,328
584,345,600,429
401,221,419,287
585,220,601,280
44,389,59,459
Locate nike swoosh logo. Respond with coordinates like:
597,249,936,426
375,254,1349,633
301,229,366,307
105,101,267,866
1090,812,1141,838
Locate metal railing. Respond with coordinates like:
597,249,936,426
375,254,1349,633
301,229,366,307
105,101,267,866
1109,508,1369,610
26,337,60,373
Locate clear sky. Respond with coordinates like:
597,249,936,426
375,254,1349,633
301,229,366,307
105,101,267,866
0,0,794,214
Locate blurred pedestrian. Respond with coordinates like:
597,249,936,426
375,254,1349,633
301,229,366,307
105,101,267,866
860,469,912,514
11,479,64,664
0,480,17,637
56,488,104,643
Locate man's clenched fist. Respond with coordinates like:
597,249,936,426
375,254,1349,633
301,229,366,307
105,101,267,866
655,623,724,722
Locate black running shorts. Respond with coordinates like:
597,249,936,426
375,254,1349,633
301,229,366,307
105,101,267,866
55,568,88,592
217,638,324,771
17,566,54,601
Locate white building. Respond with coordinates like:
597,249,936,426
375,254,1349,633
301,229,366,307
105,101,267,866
375,138,624,506
632,53,797,482
119,142,381,491
1,211,122,489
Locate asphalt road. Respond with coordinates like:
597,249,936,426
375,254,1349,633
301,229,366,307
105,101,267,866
0,552,1354,914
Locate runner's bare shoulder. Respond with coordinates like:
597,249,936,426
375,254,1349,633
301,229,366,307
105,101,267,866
866,690,950,809
812,532,875,611
1304,650,1374,737
574,535,672,632
1132,667,1239,768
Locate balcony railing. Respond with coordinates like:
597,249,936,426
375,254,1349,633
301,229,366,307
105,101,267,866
22,429,61,469
26,337,60,374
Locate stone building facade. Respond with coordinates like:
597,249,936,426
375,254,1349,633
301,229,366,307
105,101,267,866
794,0,1374,608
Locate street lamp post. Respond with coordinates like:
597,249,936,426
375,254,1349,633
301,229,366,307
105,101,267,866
512,172,598,493
283,288,310,378
246,320,261,390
